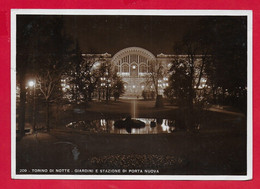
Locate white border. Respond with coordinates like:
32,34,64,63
11,9,253,180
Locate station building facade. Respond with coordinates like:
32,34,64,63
83,47,204,98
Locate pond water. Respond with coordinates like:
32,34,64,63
65,118,187,134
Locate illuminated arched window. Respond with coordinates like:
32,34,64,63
139,64,147,73
130,63,138,77
114,66,119,73
122,64,129,73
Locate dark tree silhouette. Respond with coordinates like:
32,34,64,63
112,73,125,101
147,60,164,96
204,17,247,111
166,17,247,114
64,42,86,104
17,16,73,132
164,58,190,106
17,16,43,136
172,31,206,113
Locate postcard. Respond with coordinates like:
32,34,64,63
11,9,252,180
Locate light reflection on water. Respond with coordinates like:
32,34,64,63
66,118,178,134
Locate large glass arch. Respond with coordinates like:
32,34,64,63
111,47,156,65
111,47,156,97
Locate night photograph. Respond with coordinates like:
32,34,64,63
14,12,249,178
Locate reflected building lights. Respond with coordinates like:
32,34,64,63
100,119,106,127
77,118,175,134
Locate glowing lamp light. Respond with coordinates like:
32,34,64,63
132,65,136,69
28,80,35,87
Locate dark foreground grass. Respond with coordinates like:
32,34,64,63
16,130,246,175
17,99,247,175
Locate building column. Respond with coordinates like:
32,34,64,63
138,63,140,78
119,61,122,74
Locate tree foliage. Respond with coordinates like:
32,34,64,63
112,74,125,101
202,17,247,111
165,17,247,112
147,60,164,96
17,16,74,132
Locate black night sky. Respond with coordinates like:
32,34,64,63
63,15,201,55
17,15,247,56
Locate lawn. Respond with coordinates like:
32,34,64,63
16,99,247,175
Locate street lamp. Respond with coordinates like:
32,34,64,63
28,80,36,133
28,80,35,87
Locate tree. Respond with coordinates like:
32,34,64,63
164,24,213,131
69,42,85,104
164,58,190,106
85,59,107,102
16,17,36,136
64,53,111,103
169,20,214,110
112,74,125,101
203,17,247,112
147,60,165,107
16,16,62,135
29,16,73,132
148,60,164,96
36,59,67,131
172,35,198,113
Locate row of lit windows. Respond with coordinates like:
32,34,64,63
124,83,169,90
119,55,148,64
119,64,148,73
